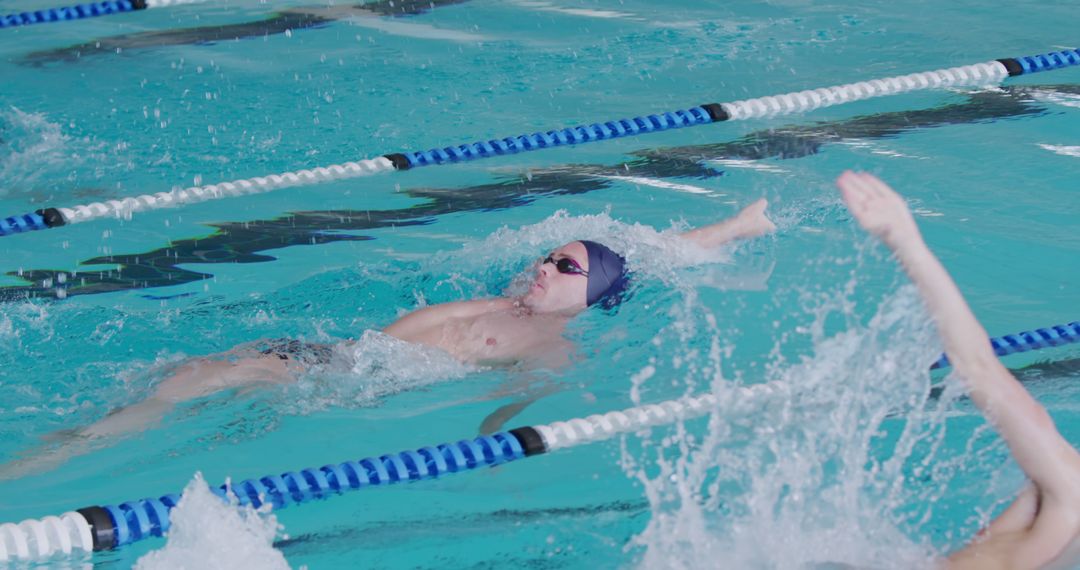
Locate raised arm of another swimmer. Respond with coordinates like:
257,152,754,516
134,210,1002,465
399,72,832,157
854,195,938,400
837,170,1080,570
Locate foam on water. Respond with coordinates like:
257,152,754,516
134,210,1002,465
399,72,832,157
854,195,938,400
1029,88,1080,109
1038,144,1080,158
134,472,292,570
285,329,475,414
0,107,71,194
0,300,184,426
445,210,737,290
625,285,960,569
0,312,12,342
0,107,124,197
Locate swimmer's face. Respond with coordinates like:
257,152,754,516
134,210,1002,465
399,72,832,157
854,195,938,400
521,241,589,314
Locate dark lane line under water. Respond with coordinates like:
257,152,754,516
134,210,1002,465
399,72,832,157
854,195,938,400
18,0,472,66
0,85,1069,302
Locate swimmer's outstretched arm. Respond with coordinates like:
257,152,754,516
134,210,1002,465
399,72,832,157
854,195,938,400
837,170,1080,568
678,198,777,249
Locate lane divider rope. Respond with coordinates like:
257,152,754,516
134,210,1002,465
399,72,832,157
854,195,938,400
930,321,1080,369
2,49,1078,238
0,381,786,562
1,320,1076,561
0,0,204,28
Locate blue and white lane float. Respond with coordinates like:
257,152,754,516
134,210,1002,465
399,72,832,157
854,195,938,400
930,321,1080,369
0,321,1077,562
1,49,1078,238
0,386,777,562
0,0,204,28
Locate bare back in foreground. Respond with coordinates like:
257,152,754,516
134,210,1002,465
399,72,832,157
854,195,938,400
837,171,1080,569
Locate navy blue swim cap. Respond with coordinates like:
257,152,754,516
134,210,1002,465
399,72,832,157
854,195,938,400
580,240,627,307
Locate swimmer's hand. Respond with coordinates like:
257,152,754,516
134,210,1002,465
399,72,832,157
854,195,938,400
679,197,776,249
836,170,921,250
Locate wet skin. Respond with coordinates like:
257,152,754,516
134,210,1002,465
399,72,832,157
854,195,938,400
382,242,590,366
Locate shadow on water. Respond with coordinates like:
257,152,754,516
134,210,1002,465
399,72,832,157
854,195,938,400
925,357,1080,402
273,499,648,556
0,85,1072,302
19,0,472,66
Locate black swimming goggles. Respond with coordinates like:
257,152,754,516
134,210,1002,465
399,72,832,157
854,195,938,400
543,255,588,277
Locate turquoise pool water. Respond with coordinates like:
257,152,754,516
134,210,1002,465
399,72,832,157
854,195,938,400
0,0,1078,567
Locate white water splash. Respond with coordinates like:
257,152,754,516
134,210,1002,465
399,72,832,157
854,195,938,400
0,106,132,196
1038,144,1080,158
0,107,70,192
627,286,951,569
286,330,474,413
0,313,15,343
0,108,103,197
450,210,736,285
1029,88,1080,109
0,302,54,362
134,473,291,570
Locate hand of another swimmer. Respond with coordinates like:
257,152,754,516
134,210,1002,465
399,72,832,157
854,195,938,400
836,170,920,249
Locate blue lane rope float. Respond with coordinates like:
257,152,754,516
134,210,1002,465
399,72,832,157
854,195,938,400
0,211,52,236
931,321,1080,370
998,50,1080,75
393,107,716,169
0,319,1076,561
0,0,146,28
0,385,761,562
0,430,537,559
0,0,207,28
1,48,1078,239
73,432,527,551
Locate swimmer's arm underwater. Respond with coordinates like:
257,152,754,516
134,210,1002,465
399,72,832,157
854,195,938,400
837,170,1080,569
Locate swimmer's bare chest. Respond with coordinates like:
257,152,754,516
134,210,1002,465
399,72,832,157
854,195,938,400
408,309,573,366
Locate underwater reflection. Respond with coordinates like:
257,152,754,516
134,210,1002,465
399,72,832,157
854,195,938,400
19,0,472,66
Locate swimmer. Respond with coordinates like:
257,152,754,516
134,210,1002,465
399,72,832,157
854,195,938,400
837,171,1080,569
150,198,774,405
0,199,775,475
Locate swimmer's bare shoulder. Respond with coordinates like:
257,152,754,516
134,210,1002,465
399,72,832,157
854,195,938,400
383,297,516,342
